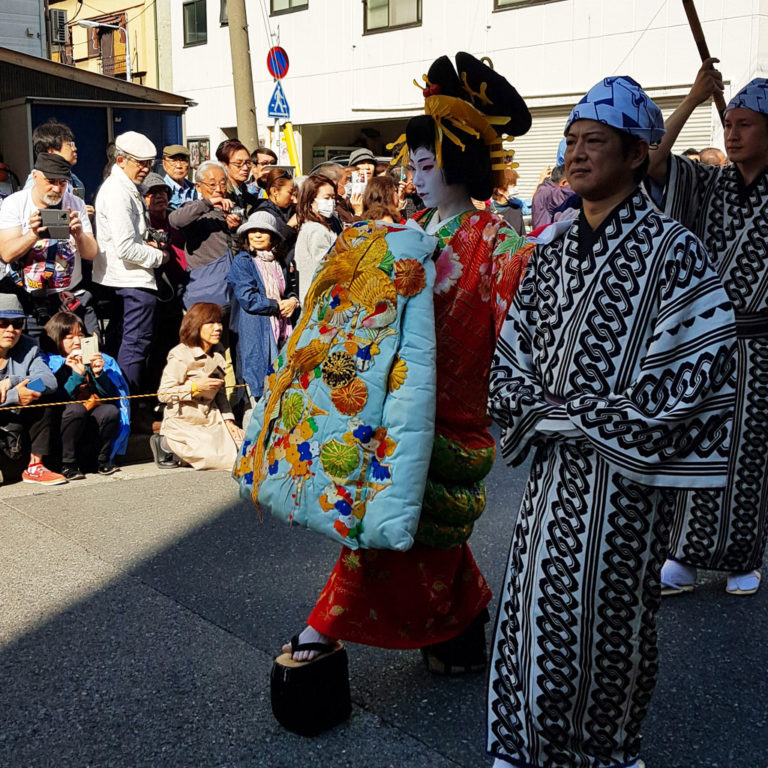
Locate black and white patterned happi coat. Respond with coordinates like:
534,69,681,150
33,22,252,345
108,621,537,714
664,154,768,572
486,189,736,768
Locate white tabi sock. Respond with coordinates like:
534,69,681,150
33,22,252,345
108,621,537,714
726,569,761,595
661,559,696,589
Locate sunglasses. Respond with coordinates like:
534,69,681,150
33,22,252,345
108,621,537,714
0,317,24,330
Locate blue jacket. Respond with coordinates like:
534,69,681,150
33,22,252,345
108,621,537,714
227,250,297,398
43,352,132,459
0,335,58,406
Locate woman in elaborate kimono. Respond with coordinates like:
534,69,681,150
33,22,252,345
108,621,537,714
486,77,737,768
282,53,533,667
647,64,768,597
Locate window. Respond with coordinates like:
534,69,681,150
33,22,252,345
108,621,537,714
183,0,207,47
220,0,228,25
494,0,566,9
82,14,128,78
365,0,420,32
271,0,308,15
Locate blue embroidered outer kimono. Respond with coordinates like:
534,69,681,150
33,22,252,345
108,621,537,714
234,220,439,551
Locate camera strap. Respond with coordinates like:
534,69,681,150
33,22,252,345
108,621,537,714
42,240,59,281
7,240,58,288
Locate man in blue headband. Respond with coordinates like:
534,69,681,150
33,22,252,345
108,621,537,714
487,75,736,768
648,60,768,599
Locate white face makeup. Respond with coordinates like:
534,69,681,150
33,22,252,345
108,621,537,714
408,147,449,209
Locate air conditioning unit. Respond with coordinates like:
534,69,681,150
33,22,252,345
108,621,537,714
50,9,68,45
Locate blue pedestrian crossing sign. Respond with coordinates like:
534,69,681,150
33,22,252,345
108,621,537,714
268,81,290,119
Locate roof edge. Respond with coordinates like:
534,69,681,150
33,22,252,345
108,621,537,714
0,46,193,107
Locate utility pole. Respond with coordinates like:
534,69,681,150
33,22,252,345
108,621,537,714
227,0,259,149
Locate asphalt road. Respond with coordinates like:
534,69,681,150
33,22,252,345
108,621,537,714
0,440,766,768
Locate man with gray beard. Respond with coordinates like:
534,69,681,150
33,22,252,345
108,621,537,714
0,154,98,339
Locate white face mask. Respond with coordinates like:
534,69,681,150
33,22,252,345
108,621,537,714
315,198,336,218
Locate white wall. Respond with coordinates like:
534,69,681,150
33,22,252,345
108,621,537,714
2,0,47,58
169,0,768,166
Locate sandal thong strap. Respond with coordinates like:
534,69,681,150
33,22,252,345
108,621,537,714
290,635,337,655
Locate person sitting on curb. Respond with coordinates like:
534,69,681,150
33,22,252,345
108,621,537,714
153,302,243,471
0,294,64,486
41,311,127,480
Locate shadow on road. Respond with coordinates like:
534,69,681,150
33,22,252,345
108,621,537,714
1,452,767,767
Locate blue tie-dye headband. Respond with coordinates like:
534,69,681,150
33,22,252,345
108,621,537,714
726,78,768,115
564,76,665,145
555,137,567,167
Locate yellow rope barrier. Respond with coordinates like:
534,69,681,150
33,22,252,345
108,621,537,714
0,382,250,410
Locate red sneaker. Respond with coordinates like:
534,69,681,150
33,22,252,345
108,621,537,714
22,464,68,486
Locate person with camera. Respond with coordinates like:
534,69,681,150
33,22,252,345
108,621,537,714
93,132,167,406
0,153,98,341
216,139,260,216
22,119,93,217
247,147,278,200
41,310,125,480
168,161,242,309
0,294,64,486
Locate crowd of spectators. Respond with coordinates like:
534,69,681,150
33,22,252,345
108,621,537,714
4,120,563,486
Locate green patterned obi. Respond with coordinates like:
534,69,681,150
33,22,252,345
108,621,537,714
415,434,495,549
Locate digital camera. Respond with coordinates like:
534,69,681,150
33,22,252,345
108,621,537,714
144,227,170,246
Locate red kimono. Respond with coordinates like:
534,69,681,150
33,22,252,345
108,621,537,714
308,208,527,648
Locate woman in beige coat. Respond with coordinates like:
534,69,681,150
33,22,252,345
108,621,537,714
152,302,243,470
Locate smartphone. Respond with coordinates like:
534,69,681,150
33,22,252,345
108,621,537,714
80,334,99,366
25,378,46,393
72,187,85,199
400,166,407,183
39,208,70,240
351,171,365,196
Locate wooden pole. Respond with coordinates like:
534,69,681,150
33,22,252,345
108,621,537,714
227,0,259,150
682,0,727,123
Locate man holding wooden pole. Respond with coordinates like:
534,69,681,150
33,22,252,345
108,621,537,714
648,56,768,597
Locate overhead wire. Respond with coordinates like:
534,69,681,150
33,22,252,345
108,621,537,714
256,0,276,48
612,0,669,75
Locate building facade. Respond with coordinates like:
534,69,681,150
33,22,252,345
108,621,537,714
47,0,162,88
170,0,767,197
2,0,47,58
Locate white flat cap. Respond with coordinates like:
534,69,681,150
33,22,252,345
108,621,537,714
115,131,157,161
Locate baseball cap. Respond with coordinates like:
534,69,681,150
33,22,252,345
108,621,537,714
34,153,73,181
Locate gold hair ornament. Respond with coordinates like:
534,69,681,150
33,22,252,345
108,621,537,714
386,74,518,185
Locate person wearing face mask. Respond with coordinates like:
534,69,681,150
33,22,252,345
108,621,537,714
293,175,340,304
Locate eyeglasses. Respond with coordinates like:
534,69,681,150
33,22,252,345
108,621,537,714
0,318,24,330
200,180,228,191
229,160,253,169
64,141,77,149
127,156,153,169
164,156,189,165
